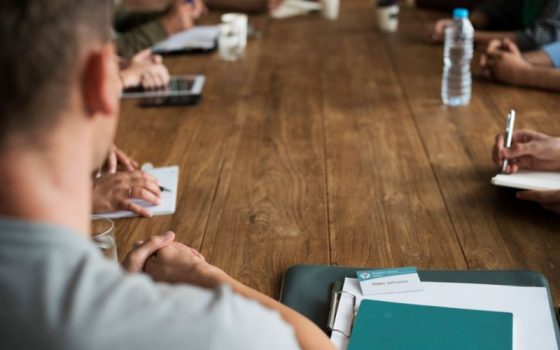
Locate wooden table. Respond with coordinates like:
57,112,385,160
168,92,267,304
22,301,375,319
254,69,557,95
116,0,560,303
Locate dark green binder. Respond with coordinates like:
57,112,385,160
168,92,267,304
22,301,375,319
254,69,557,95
279,264,560,346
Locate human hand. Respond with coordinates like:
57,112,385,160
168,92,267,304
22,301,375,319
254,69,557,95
480,38,531,85
192,0,208,18
428,18,452,42
92,171,161,217
268,0,284,11
122,231,176,272
103,144,138,174
161,0,196,35
492,129,560,174
119,50,170,90
145,241,229,288
516,190,560,215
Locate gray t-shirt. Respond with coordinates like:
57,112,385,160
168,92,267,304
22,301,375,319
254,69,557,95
0,218,300,350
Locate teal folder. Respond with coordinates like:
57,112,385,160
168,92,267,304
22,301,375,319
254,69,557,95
348,300,513,350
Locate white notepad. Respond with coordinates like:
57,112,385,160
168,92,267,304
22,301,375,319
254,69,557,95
96,166,179,219
331,278,558,350
491,171,560,191
152,26,219,53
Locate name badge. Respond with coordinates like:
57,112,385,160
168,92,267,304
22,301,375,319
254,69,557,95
357,267,422,295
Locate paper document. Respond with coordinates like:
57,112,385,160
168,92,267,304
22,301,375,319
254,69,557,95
96,166,179,219
152,26,219,53
271,0,321,18
331,278,558,350
491,171,560,191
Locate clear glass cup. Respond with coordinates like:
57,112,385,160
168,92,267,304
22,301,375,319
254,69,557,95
91,216,117,261
219,23,243,61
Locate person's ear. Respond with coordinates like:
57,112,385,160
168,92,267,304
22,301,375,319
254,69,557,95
81,43,119,119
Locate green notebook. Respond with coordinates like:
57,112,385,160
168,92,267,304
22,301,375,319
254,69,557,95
348,300,513,350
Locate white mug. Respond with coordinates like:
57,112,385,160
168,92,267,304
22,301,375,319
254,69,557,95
376,4,399,32
221,13,248,51
321,0,340,20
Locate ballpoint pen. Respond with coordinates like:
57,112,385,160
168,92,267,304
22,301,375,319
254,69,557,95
159,186,172,192
501,109,516,174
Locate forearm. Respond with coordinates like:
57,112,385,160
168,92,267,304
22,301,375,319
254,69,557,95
474,31,516,45
517,66,560,91
204,0,267,13
523,50,554,67
225,276,335,350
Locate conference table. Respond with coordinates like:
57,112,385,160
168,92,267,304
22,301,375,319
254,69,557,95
116,0,560,303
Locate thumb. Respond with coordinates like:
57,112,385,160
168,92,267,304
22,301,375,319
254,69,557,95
121,231,175,273
503,38,520,55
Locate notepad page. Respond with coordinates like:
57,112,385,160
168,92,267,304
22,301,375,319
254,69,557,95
331,278,557,350
152,26,219,52
491,171,560,191
96,166,179,219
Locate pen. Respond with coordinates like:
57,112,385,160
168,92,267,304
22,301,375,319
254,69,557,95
159,186,172,192
501,109,516,174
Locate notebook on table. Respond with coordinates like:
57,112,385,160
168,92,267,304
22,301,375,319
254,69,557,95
491,171,560,191
152,26,220,54
96,166,179,219
348,300,512,350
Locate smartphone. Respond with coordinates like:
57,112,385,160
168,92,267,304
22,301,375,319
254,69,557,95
121,75,205,107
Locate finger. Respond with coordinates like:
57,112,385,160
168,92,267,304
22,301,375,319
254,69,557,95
120,199,153,218
151,54,163,64
108,150,117,174
485,39,503,54
502,38,521,55
502,141,539,159
130,173,161,196
130,187,161,205
134,49,152,63
121,232,175,272
493,133,505,162
480,54,488,68
116,149,135,172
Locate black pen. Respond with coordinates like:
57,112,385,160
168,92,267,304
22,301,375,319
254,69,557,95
159,186,172,192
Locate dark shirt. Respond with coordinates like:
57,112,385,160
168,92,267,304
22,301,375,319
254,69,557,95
477,0,560,50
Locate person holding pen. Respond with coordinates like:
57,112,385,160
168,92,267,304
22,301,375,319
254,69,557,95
0,1,334,349
493,129,560,214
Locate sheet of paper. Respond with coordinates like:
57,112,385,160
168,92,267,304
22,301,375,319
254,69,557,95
271,0,321,19
491,171,560,191
331,278,558,350
152,26,220,53
96,166,179,219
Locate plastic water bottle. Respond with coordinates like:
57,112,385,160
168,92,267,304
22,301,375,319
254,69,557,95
441,8,474,106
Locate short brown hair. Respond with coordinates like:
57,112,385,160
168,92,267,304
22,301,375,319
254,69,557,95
0,0,113,144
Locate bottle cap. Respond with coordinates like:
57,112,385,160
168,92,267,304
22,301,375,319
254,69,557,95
453,8,469,19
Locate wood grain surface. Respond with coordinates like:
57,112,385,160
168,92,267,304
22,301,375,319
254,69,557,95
115,1,560,301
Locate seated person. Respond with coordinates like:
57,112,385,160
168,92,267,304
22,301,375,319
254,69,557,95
0,1,334,350
480,38,560,90
429,0,560,51
416,0,487,11
115,0,205,57
205,0,283,13
493,129,560,214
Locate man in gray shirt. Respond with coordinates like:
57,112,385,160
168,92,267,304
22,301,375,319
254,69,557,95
0,1,334,349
